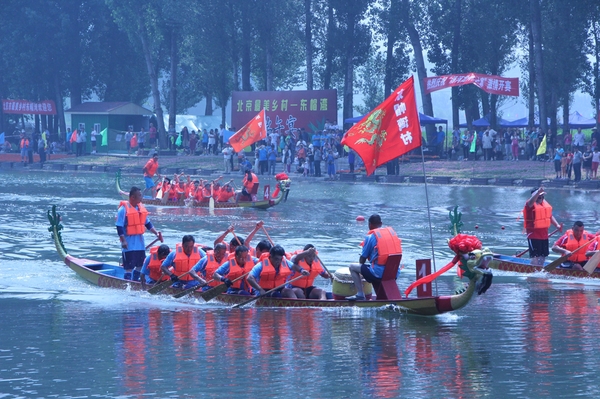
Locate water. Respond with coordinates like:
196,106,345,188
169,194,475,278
2,169,600,398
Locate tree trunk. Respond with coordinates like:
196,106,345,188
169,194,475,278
530,0,547,133
54,74,66,138
342,12,356,128
450,0,462,129
593,19,600,130
403,1,434,142
168,27,177,134
527,25,536,130
205,94,213,115
323,1,334,90
305,0,313,90
241,3,252,91
266,40,273,91
139,27,166,147
562,95,569,136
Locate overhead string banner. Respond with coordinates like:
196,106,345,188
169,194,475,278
423,73,519,96
341,76,421,176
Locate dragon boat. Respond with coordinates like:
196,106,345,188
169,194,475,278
116,171,291,209
48,205,493,315
488,253,600,279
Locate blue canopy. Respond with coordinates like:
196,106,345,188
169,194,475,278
568,111,596,129
344,113,447,126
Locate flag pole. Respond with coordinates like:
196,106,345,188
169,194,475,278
420,144,438,296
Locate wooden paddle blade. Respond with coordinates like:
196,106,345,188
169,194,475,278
199,283,228,302
147,279,173,295
543,254,569,272
172,286,199,298
584,251,600,274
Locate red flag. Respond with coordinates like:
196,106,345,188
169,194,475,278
69,130,78,143
341,76,422,176
229,109,267,153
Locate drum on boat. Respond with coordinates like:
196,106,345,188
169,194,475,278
332,266,373,300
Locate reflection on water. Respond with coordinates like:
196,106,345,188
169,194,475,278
2,170,600,397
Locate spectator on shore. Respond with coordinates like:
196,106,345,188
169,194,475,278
583,145,593,180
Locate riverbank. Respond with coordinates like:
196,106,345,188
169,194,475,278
1,151,598,190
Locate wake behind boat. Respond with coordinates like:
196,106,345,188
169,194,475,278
47,205,492,315
116,171,291,209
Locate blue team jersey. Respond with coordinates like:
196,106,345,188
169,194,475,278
361,233,385,278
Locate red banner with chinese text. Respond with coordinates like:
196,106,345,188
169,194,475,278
341,76,421,176
423,73,519,96
2,99,57,115
229,110,267,153
231,90,337,132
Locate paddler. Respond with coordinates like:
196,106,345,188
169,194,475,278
247,245,309,298
142,153,160,197
116,186,163,281
289,244,331,300
213,245,258,295
160,235,207,289
346,214,402,301
524,187,562,266
189,243,228,290
213,221,264,256
551,221,597,270
139,244,171,289
235,168,259,204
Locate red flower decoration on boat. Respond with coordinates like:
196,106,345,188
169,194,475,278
448,234,482,255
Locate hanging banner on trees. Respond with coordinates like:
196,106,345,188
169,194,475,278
423,73,519,96
231,90,337,132
341,76,421,176
2,99,57,115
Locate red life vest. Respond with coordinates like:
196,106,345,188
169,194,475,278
227,254,255,289
147,246,168,282
120,201,148,235
562,230,592,263
173,243,202,281
367,227,402,265
243,173,258,190
293,258,323,288
257,258,291,290
523,200,552,230
204,251,227,287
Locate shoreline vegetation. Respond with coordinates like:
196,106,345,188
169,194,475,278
1,151,598,190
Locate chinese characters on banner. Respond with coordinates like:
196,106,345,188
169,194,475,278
341,76,421,176
2,99,57,115
229,109,267,153
423,73,519,97
231,90,337,131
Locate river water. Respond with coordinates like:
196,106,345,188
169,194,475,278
1,169,600,398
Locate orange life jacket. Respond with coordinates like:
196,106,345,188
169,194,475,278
227,254,255,290
257,258,291,290
173,243,202,281
293,258,324,288
243,173,258,190
563,230,592,263
523,200,552,230
147,246,169,282
367,227,402,265
119,201,148,235
204,251,227,287
217,188,234,202
20,138,29,149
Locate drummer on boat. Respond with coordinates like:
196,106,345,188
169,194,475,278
346,214,402,301
189,243,228,290
161,235,207,289
213,245,259,295
247,245,309,298
139,244,170,289
551,221,597,270
289,244,331,300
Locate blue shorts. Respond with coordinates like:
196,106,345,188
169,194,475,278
361,263,380,283
122,250,146,271
144,177,155,189
20,148,27,157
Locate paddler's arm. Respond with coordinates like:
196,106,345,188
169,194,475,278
245,221,264,248
145,222,163,242
214,225,234,247
246,274,265,295
526,187,544,208
551,236,571,257
188,269,207,287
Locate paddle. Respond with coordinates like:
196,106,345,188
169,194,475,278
145,232,163,250
232,230,242,246
516,226,561,258
231,274,306,309
544,240,594,272
316,255,334,282
147,270,192,295
262,226,274,245
209,183,215,211
172,279,215,298
583,250,600,274
198,271,252,302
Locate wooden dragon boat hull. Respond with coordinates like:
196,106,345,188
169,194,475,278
489,254,600,278
47,206,479,316
116,172,290,209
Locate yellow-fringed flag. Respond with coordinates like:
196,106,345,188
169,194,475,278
536,134,547,156
100,128,108,146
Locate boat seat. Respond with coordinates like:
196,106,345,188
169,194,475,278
372,254,402,300
97,269,116,276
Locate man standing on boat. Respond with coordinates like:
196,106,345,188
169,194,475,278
523,187,562,266
346,214,402,301
116,186,163,281
142,153,160,197
551,221,596,270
